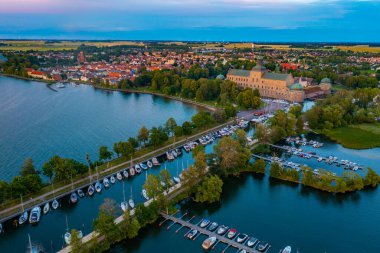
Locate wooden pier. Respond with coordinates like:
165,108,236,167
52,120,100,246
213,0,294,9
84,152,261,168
160,212,270,253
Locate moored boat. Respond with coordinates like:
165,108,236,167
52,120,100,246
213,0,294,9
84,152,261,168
129,167,136,176
142,189,149,200
95,181,102,193
43,203,50,214
208,222,218,231
110,175,116,184
147,160,153,168
281,246,292,253
117,172,123,181
216,225,229,235
200,219,210,228
227,228,237,239
19,211,28,225
77,189,85,198
29,206,41,224
152,157,160,166
140,163,148,170
173,176,180,184
64,230,83,245
246,237,258,247
187,229,198,239
129,186,135,209
87,185,95,196
202,236,216,250
257,241,269,252
135,165,142,174
123,170,129,178
237,233,248,243
70,192,78,204
52,199,59,210
103,178,110,188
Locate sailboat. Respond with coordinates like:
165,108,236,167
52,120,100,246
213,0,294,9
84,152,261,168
103,177,110,188
70,176,78,204
51,183,59,210
43,202,50,215
27,234,41,253
88,166,95,196
64,216,83,245
142,171,149,200
94,167,102,193
120,181,128,212
173,162,180,184
18,195,28,225
110,175,116,184
128,186,135,209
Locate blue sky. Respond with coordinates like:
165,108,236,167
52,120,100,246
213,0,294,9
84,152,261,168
0,0,379,42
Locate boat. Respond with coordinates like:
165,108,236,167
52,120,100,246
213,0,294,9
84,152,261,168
129,186,135,209
208,222,218,231
187,229,198,239
173,176,180,184
147,160,153,168
77,189,85,198
183,145,190,152
142,189,149,200
110,175,116,184
257,241,269,252
152,157,160,166
120,181,128,212
117,172,123,181
135,164,142,174
87,184,95,196
123,170,129,178
43,203,50,214
56,83,65,88
70,192,78,204
175,148,182,156
27,234,43,253
64,216,83,245
52,199,59,210
247,237,258,247
200,219,210,228
172,150,178,158
202,236,216,250
18,195,28,225
216,225,229,235
103,178,110,188
281,246,292,253
227,228,236,239
129,167,135,176
29,206,41,224
237,233,248,243
140,163,148,170
95,181,102,193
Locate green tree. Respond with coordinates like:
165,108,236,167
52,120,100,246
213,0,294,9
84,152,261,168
138,126,149,146
182,121,193,135
255,123,269,143
70,229,82,253
159,169,172,193
191,111,214,128
20,158,39,177
363,168,380,187
252,158,266,174
165,117,177,136
235,129,247,146
99,145,113,161
194,175,223,203
93,211,120,243
143,174,163,199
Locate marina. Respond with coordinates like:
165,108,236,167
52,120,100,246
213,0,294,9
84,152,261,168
160,212,270,253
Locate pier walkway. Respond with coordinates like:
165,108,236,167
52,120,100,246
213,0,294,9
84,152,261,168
161,212,269,253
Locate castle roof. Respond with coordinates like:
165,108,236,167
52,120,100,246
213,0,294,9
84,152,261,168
289,83,304,90
228,69,250,77
263,72,290,81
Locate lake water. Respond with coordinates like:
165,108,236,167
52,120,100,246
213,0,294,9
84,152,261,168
0,76,198,180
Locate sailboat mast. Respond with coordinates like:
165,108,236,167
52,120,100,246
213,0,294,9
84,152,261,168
20,194,24,212
122,181,126,202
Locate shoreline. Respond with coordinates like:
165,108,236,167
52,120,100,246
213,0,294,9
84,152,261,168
0,73,217,112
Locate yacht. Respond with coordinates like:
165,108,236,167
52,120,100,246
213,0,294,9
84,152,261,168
202,236,216,250
18,195,28,225
187,229,198,239
147,160,153,168
64,229,83,245
173,176,180,184
128,186,135,209
257,241,269,252
110,175,116,184
227,228,236,239
95,181,102,193
123,170,129,178
208,222,218,231
216,225,229,235
29,206,41,224
152,157,160,166
135,165,142,174
87,184,95,196
70,192,78,204
103,178,110,188
140,163,148,170
129,167,136,176
43,203,50,214
246,237,258,247
281,246,292,253
120,181,128,212
77,189,85,198
116,172,123,181
237,234,248,243
52,199,59,210
199,219,210,228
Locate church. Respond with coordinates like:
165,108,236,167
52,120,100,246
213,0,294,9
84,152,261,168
226,60,331,102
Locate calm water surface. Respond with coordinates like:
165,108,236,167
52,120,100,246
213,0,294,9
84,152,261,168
0,76,198,180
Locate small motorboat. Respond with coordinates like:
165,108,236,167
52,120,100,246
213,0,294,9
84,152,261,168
135,165,142,174
227,228,236,239
257,241,269,252
19,211,28,225
120,201,128,212
173,176,180,184
77,189,85,198
237,233,248,243
200,219,210,228
129,167,135,176
152,157,160,166
29,206,41,224
103,178,110,188
70,192,78,204
129,198,135,209
88,185,95,196
202,236,216,250
64,230,83,245
95,181,102,193
208,222,218,231
175,148,182,156
123,170,129,178
216,225,229,235
43,203,50,214
172,150,177,158
246,237,258,247
147,161,153,168
187,229,198,239
238,250,247,253
110,175,116,184
281,246,292,253
142,189,149,200
140,163,148,170
117,172,123,181
52,199,59,210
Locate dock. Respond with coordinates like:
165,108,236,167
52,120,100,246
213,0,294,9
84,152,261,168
160,212,270,253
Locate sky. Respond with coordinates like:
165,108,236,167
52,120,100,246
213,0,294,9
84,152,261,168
0,0,379,42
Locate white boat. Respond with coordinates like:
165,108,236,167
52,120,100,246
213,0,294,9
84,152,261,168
187,229,197,239
110,175,116,184
216,225,228,235
117,172,123,181
142,189,149,200
147,160,153,168
52,199,59,210
152,157,160,166
87,185,95,196
135,165,141,174
202,236,216,250
173,176,180,184
123,170,129,178
129,167,136,176
120,181,128,212
70,192,78,204
257,241,269,252
29,206,41,224
246,237,258,247
77,189,85,198
129,186,135,209
281,246,292,253
200,219,210,228
137,163,145,171
237,233,248,243
95,181,102,193
227,228,236,239
103,178,110,188
43,203,50,214
64,216,83,245
18,195,28,225
56,83,65,88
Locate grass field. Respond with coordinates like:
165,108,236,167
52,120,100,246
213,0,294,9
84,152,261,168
0,40,144,51
324,123,380,149
334,45,380,53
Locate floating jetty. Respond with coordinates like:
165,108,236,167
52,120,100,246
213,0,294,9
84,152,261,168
160,212,270,253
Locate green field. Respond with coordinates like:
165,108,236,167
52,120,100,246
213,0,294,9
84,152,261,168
324,123,380,149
